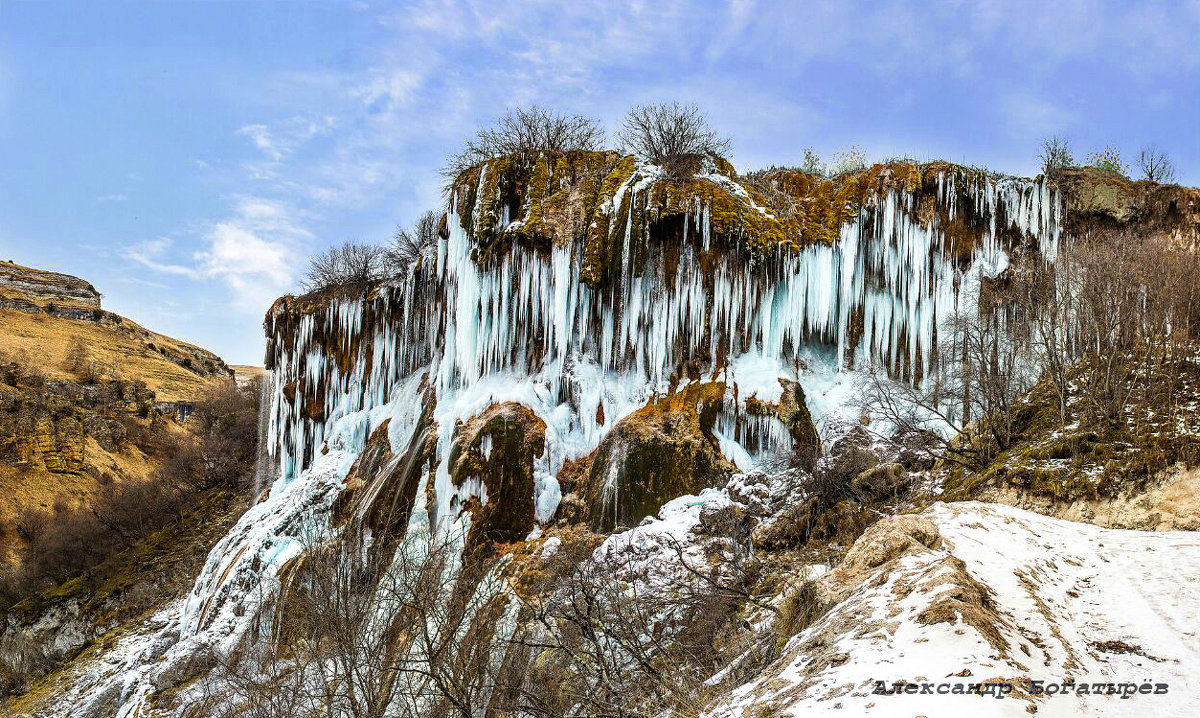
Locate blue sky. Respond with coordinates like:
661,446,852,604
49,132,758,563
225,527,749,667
1,0,1197,365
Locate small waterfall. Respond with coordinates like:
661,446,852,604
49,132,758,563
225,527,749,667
251,369,278,498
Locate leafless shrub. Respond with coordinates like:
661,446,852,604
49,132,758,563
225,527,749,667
1137,145,1176,184
855,301,1039,469
800,148,826,176
167,380,262,491
1039,135,1075,175
829,145,868,175
201,525,508,718
444,105,605,182
14,507,51,542
301,241,387,294
619,101,731,178
63,336,90,375
510,554,730,717
81,358,118,384
386,211,440,276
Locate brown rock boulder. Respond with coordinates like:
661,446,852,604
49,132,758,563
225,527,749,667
584,383,735,530
778,379,820,466
449,402,547,546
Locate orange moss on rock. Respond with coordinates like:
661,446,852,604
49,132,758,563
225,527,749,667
584,382,735,530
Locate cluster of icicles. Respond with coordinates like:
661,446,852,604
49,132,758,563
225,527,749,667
265,167,1061,495
70,167,1064,718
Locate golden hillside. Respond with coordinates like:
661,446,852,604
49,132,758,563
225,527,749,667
0,260,233,539
0,260,230,403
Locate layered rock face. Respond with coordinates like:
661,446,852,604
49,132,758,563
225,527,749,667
0,261,101,309
0,366,154,474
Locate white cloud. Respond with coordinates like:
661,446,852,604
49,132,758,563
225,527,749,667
125,196,306,315
123,238,202,279
194,222,294,312
97,193,128,202
237,115,336,171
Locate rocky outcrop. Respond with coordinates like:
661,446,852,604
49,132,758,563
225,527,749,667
0,365,154,475
1053,167,1200,246
975,464,1200,531
584,383,735,529
0,261,101,308
449,402,547,546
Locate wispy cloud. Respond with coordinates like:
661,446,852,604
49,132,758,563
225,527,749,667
1000,92,1079,140
123,238,202,278
124,196,308,314
96,193,128,202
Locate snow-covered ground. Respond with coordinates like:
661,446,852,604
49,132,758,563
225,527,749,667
713,501,1200,717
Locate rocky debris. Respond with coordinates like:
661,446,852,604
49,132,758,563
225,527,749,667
584,383,735,530
449,402,547,546
0,261,101,308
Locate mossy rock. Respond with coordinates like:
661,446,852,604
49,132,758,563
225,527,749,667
584,382,735,530
448,402,547,547
778,379,820,464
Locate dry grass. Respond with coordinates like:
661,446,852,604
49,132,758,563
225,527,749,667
0,434,164,557
0,307,225,402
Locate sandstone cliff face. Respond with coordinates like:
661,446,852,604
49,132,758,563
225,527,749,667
0,261,101,309
0,362,156,475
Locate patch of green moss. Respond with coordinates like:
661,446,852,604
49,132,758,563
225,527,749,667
944,351,1200,502
584,383,734,530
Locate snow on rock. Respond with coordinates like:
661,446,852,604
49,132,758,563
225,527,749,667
711,501,1200,717
592,488,734,592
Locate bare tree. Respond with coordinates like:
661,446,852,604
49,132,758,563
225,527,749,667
829,145,868,175
800,148,825,176
1137,145,1176,183
386,211,440,277
508,554,731,717
856,301,1039,469
444,105,605,182
200,520,512,718
619,102,731,178
301,241,387,293
1038,135,1075,175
